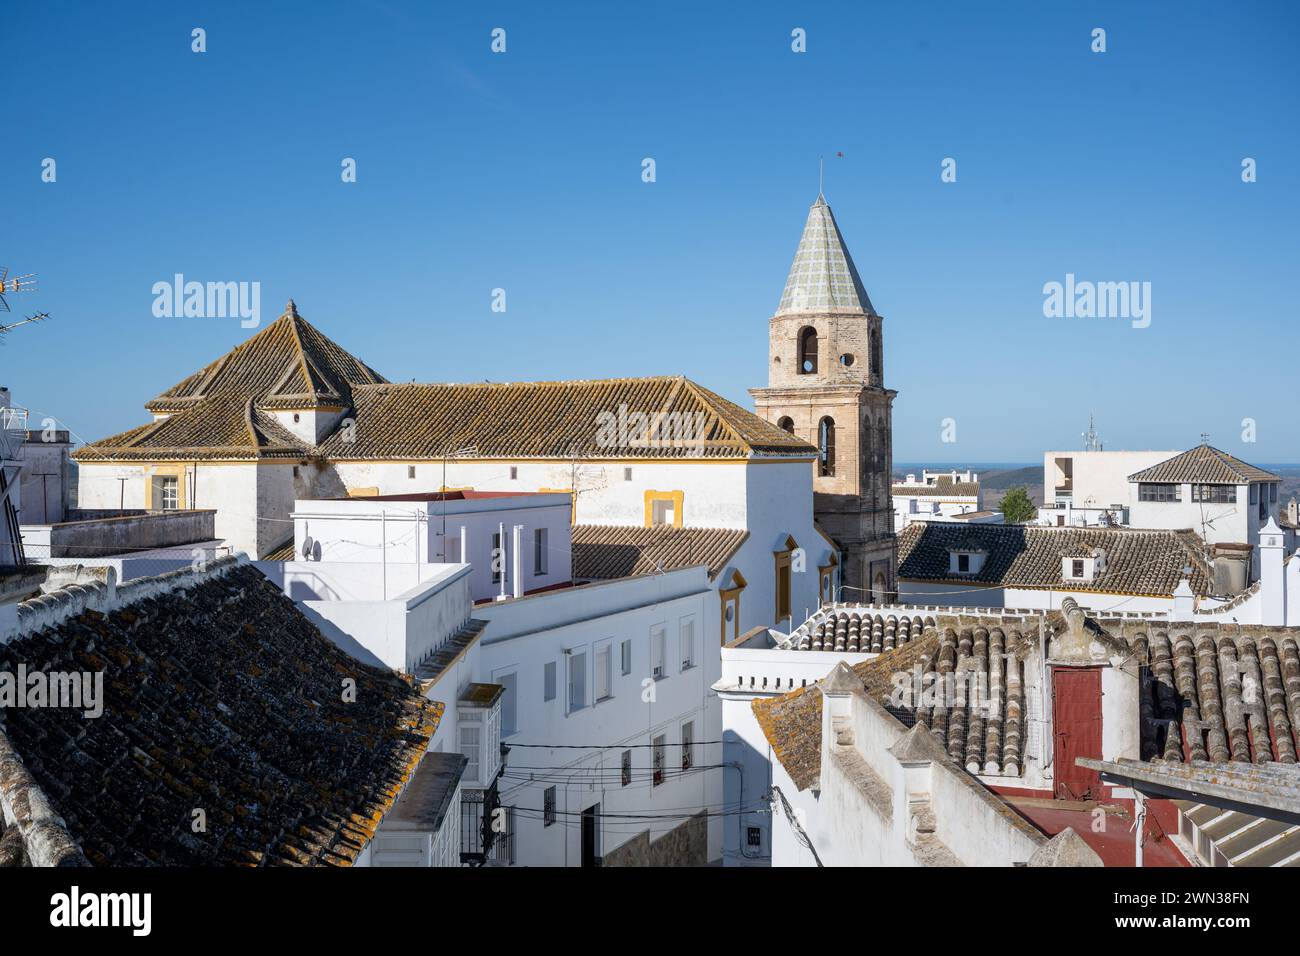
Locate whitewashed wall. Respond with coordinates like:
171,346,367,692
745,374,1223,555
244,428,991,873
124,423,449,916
474,568,722,865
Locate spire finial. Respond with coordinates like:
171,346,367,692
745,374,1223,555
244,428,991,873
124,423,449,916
285,299,298,317
819,155,824,199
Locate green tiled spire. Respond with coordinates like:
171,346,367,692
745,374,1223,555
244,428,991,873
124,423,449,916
776,194,875,316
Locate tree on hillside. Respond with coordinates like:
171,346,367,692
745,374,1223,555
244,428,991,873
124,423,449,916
1000,486,1037,524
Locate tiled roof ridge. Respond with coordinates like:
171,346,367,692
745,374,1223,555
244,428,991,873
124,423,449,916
361,373,696,392
9,554,245,642
143,307,386,413
0,727,87,867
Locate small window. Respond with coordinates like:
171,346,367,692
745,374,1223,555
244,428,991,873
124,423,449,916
624,467,633,481
292,465,300,478
594,644,612,702
156,476,179,511
408,465,416,479
681,721,694,770
621,750,632,787
1139,482,1181,502
747,826,762,848
543,661,556,702
509,466,518,480
651,626,667,679
651,497,674,526
797,326,818,374
1250,485,1259,505
1193,484,1235,503
459,723,481,782
958,553,970,573
620,639,632,676
652,735,666,786
498,671,518,736
1071,559,1085,578
838,353,854,367
293,412,300,423
818,417,836,477
776,561,791,620
568,650,587,712
679,618,695,670
543,786,556,827
776,416,794,433
534,527,548,575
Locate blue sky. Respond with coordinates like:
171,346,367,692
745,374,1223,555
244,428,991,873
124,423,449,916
3,1,1297,463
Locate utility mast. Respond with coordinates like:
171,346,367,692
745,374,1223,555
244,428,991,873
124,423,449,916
1082,414,1103,452
0,267,52,565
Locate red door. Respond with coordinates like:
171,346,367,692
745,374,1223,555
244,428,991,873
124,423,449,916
1052,667,1103,800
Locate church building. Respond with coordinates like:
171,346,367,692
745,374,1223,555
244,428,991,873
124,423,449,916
750,194,897,601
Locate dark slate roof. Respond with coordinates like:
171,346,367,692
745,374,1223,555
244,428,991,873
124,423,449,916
1128,445,1280,484
754,613,1041,790
898,522,1213,597
0,563,441,866
571,524,749,580
1135,627,1300,765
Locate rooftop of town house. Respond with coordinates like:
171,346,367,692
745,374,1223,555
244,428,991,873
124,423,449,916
571,524,749,582
0,560,442,867
891,476,981,497
1127,443,1280,485
898,521,1216,597
756,600,1300,811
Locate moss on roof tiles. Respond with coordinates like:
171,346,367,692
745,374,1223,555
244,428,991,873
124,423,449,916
0,564,440,866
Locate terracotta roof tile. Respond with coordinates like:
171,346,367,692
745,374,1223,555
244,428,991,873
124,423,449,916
145,302,386,414
572,524,748,580
1128,445,1279,484
0,564,440,866
317,376,813,461
898,522,1214,597
754,613,1040,789
1136,626,1300,765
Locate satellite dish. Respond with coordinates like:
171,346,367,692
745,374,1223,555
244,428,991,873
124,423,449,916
301,535,314,559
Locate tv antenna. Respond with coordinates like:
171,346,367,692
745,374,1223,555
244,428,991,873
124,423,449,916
0,268,37,312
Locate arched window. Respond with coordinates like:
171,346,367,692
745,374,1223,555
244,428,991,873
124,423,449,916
776,416,794,433
818,416,836,477
797,326,818,374
870,327,882,379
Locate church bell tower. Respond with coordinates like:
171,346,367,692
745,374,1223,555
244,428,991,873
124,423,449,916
750,193,896,601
